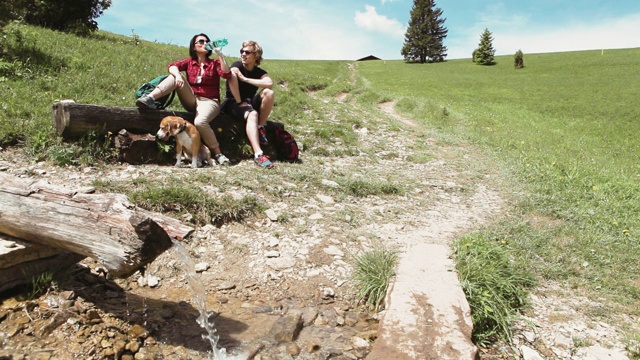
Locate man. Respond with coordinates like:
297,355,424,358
224,40,275,169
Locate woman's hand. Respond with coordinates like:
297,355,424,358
174,74,184,88
169,66,183,88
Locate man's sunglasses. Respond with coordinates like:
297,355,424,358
240,49,254,55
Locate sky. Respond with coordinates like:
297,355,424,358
97,0,640,61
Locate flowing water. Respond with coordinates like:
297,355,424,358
171,239,246,360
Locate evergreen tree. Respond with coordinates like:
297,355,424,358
473,28,496,65
514,49,524,69
401,0,448,63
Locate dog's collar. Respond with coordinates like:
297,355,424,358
177,122,187,133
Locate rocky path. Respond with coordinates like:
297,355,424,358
0,92,633,359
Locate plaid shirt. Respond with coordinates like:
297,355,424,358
169,57,231,99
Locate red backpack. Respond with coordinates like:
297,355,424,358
274,127,299,163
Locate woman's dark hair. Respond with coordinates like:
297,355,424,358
189,33,212,59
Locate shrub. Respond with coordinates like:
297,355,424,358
514,50,524,69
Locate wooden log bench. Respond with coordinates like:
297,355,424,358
52,100,288,165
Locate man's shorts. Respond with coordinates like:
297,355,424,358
223,93,262,121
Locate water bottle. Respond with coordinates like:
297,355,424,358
205,37,228,51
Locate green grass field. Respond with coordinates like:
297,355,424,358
2,23,639,348
352,48,640,330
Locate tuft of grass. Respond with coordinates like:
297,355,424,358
26,271,55,300
625,332,640,359
352,245,399,312
339,178,404,197
92,178,263,227
128,184,262,226
454,232,536,346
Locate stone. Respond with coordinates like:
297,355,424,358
269,309,303,343
323,245,344,257
309,213,323,220
194,262,210,272
128,325,149,340
265,209,279,221
520,345,545,360
368,244,477,360
351,336,370,349
301,307,319,326
316,194,335,204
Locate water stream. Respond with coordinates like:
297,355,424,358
171,239,243,359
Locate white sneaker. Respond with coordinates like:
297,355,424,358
215,153,230,166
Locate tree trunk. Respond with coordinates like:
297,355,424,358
0,173,194,278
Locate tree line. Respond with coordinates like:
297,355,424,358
0,0,111,35
402,0,523,68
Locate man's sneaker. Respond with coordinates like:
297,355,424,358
254,154,275,169
136,94,155,109
258,126,268,145
214,153,230,166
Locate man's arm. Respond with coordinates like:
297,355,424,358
232,68,273,89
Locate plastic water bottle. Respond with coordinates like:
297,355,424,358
205,37,228,51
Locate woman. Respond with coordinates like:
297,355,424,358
137,33,231,166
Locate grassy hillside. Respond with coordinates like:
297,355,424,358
2,23,639,348
0,23,357,162
351,48,640,341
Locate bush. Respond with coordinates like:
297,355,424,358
514,50,524,69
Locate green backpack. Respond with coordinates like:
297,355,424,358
135,75,176,110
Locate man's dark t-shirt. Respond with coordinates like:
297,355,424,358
225,61,268,101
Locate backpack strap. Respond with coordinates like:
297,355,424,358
159,90,176,110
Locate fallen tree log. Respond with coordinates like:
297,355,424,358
0,234,85,293
52,100,296,165
0,173,194,278
52,99,243,140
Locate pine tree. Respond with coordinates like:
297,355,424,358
401,0,448,63
514,49,524,69
473,28,496,65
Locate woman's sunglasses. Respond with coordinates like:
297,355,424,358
240,49,254,55
196,39,208,45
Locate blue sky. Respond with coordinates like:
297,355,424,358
98,0,640,60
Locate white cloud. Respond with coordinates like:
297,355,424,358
355,5,406,38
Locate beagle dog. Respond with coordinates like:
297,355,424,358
156,116,211,168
